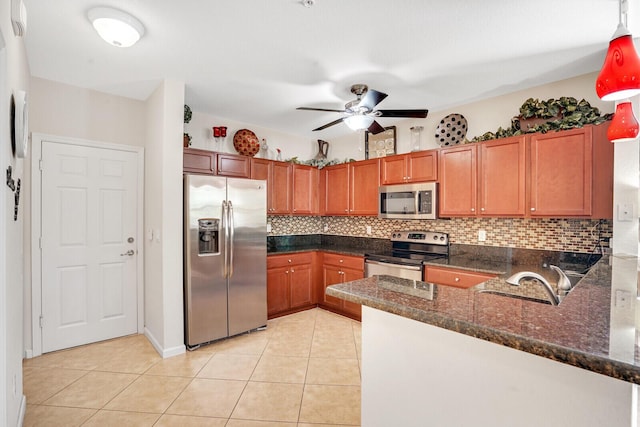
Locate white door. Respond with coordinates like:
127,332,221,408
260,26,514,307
41,141,139,352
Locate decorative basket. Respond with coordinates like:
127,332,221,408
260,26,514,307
233,129,260,157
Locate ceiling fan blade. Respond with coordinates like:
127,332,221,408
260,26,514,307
367,120,386,134
313,117,346,131
358,89,388,110
376,109,429,118
297,107,346,113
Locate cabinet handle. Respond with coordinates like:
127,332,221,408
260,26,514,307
531,208,536,212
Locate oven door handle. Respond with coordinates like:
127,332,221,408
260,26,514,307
365,260,422,271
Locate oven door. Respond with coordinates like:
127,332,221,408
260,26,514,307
365,259,423,281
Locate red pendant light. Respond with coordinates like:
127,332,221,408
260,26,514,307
595,0,640,101
608,101,639,142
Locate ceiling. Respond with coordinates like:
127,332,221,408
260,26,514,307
23,0,638,139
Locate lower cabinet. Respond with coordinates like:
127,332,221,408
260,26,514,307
320,253,364,320
424,265,495,289
267,252,316,318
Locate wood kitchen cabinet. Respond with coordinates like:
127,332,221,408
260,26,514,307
380,150,438,185
528,124,613,218
320,253,364,320
424,265,496,289
267,252,316,318
291,164,319,214
438,144,477,216
323,159,380,216
184,147,216,174
216,153,251,178
252,159,292,214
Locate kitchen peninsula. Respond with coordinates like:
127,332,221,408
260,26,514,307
327,253,640,427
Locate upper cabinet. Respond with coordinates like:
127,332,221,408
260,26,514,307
251,159,318,215
184,148,250,178
323,159,380,216
183,147,216,175
529,124,613,218
380,150,438,185
439,124,613,219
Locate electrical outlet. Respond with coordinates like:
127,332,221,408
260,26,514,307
615,289,632,308
266,223,272,233
478,230,487,242
366,225,372,235
323,223,329,232
617,204,633,222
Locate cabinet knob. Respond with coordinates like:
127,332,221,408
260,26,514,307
531,207,536,212
454,277,460,282
480,208,485,212
293,209,296,212
339,259,343,263
288,259,292,263
291,268,295,273
470,208,475,212
345,209,348,212
285,270,289,274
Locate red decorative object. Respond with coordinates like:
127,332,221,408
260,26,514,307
213,126,221,137
220,126,227,137
596,23,640,101
608,101,639,142
233,129,260,157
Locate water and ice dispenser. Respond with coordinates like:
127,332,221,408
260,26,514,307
198,218,219,255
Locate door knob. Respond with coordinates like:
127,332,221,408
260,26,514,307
120,249,135,256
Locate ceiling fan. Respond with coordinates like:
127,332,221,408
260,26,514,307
297,84,428,134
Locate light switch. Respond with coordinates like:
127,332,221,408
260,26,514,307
366,225,372,235
615,289,632,309
266,223,272,233
478,230,487,242
147,228,154,241
617,204,633,222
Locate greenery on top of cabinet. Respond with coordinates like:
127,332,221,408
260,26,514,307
472,97,612,142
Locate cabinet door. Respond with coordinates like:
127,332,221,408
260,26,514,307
289,263,314,309
271,162,292,214
251,158,270,180
267,266,290,317
216,153,251,178
341,267,363,317
478,136,526,216
529,128,592,216
322,264,345,310
324,164,350,215
350,159,380,215
439,145,477,217
183,148,215,174
380,154,408,185
424,266,495,289
407,151,438,182
292,164,318,215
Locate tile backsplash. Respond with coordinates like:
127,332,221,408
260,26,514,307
267,215,612,254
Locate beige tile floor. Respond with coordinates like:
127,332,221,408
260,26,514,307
23,308,362,426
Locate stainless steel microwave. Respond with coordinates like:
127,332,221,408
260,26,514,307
378,182,437,219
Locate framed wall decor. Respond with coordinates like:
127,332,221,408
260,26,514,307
365,126,396,159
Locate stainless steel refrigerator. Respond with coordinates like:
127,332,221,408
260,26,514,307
184,174,267,348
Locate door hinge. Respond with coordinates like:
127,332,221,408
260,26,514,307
39,315,43,329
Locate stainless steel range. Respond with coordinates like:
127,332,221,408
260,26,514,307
364,231,449,280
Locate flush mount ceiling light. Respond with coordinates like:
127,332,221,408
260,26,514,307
595,0,640,101
344,115,374,131
608,100,639,142
88,7,145,48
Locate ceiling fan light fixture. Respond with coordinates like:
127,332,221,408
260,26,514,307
345,115,374,131
595,0,640,101
88,7,145,48
607,100,639,142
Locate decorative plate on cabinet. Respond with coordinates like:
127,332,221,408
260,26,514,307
435,113,467,146
233,129,260,157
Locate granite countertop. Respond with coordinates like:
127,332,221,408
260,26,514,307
327,253,640,385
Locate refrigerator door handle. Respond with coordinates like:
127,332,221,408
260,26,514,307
222,200,229,278
228,200,235,278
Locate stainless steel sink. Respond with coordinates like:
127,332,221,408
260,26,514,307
476,289,552,305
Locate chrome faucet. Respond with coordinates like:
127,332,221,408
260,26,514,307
505,265,570,306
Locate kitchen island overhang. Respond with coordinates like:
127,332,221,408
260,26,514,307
327,256,640,427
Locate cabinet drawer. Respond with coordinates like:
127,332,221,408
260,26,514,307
424,266,495,289
322,253,363,270
268,252,314,269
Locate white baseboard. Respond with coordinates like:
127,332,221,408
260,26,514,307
24,349,33,359
16,394,26,427
144,328,186,359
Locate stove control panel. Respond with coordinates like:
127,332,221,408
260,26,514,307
390,230,448,245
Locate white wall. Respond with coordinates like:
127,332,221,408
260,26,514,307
143,80,185,357
0,0,30,425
